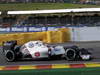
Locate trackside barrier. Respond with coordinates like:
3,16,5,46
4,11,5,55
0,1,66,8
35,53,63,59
0,28,71,45
22,32,47,44
1,27,100,45
71,27,100,41
59,28,71,42
47,31,62,43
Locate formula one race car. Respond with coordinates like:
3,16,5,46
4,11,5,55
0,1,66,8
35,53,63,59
2,40,92,62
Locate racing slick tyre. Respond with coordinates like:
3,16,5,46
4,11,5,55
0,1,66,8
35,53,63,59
5,50,16,62
65,48,76,61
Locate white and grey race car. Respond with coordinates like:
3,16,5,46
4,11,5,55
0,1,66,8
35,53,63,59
2,40,92,62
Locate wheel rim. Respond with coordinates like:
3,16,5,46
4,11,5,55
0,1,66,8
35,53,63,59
65,49,76,60
5,50,15,61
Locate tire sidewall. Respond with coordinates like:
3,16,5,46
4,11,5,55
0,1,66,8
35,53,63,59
65,48,76,60
4,50,15,62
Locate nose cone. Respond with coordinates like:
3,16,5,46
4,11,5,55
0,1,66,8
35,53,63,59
81,55,91,60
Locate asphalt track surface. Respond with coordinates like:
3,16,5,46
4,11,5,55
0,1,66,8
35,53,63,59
0,41,100,66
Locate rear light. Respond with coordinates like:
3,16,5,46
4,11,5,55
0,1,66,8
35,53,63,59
35,52,40,57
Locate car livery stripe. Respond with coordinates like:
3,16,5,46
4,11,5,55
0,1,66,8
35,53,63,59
0,63,100,70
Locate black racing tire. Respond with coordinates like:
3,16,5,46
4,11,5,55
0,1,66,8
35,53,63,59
65,48,76,61
5,50,16,62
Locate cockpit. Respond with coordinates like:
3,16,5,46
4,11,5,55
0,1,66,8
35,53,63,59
28,41,46,48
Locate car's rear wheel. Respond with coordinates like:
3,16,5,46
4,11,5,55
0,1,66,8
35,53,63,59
5,50,15,62
65,48,76,60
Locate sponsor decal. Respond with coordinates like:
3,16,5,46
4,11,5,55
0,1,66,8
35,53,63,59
0,26,66,32
0,27,10,32
28,27,42,32
11,27,27,32
47,27,59,31
35,52,40,57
